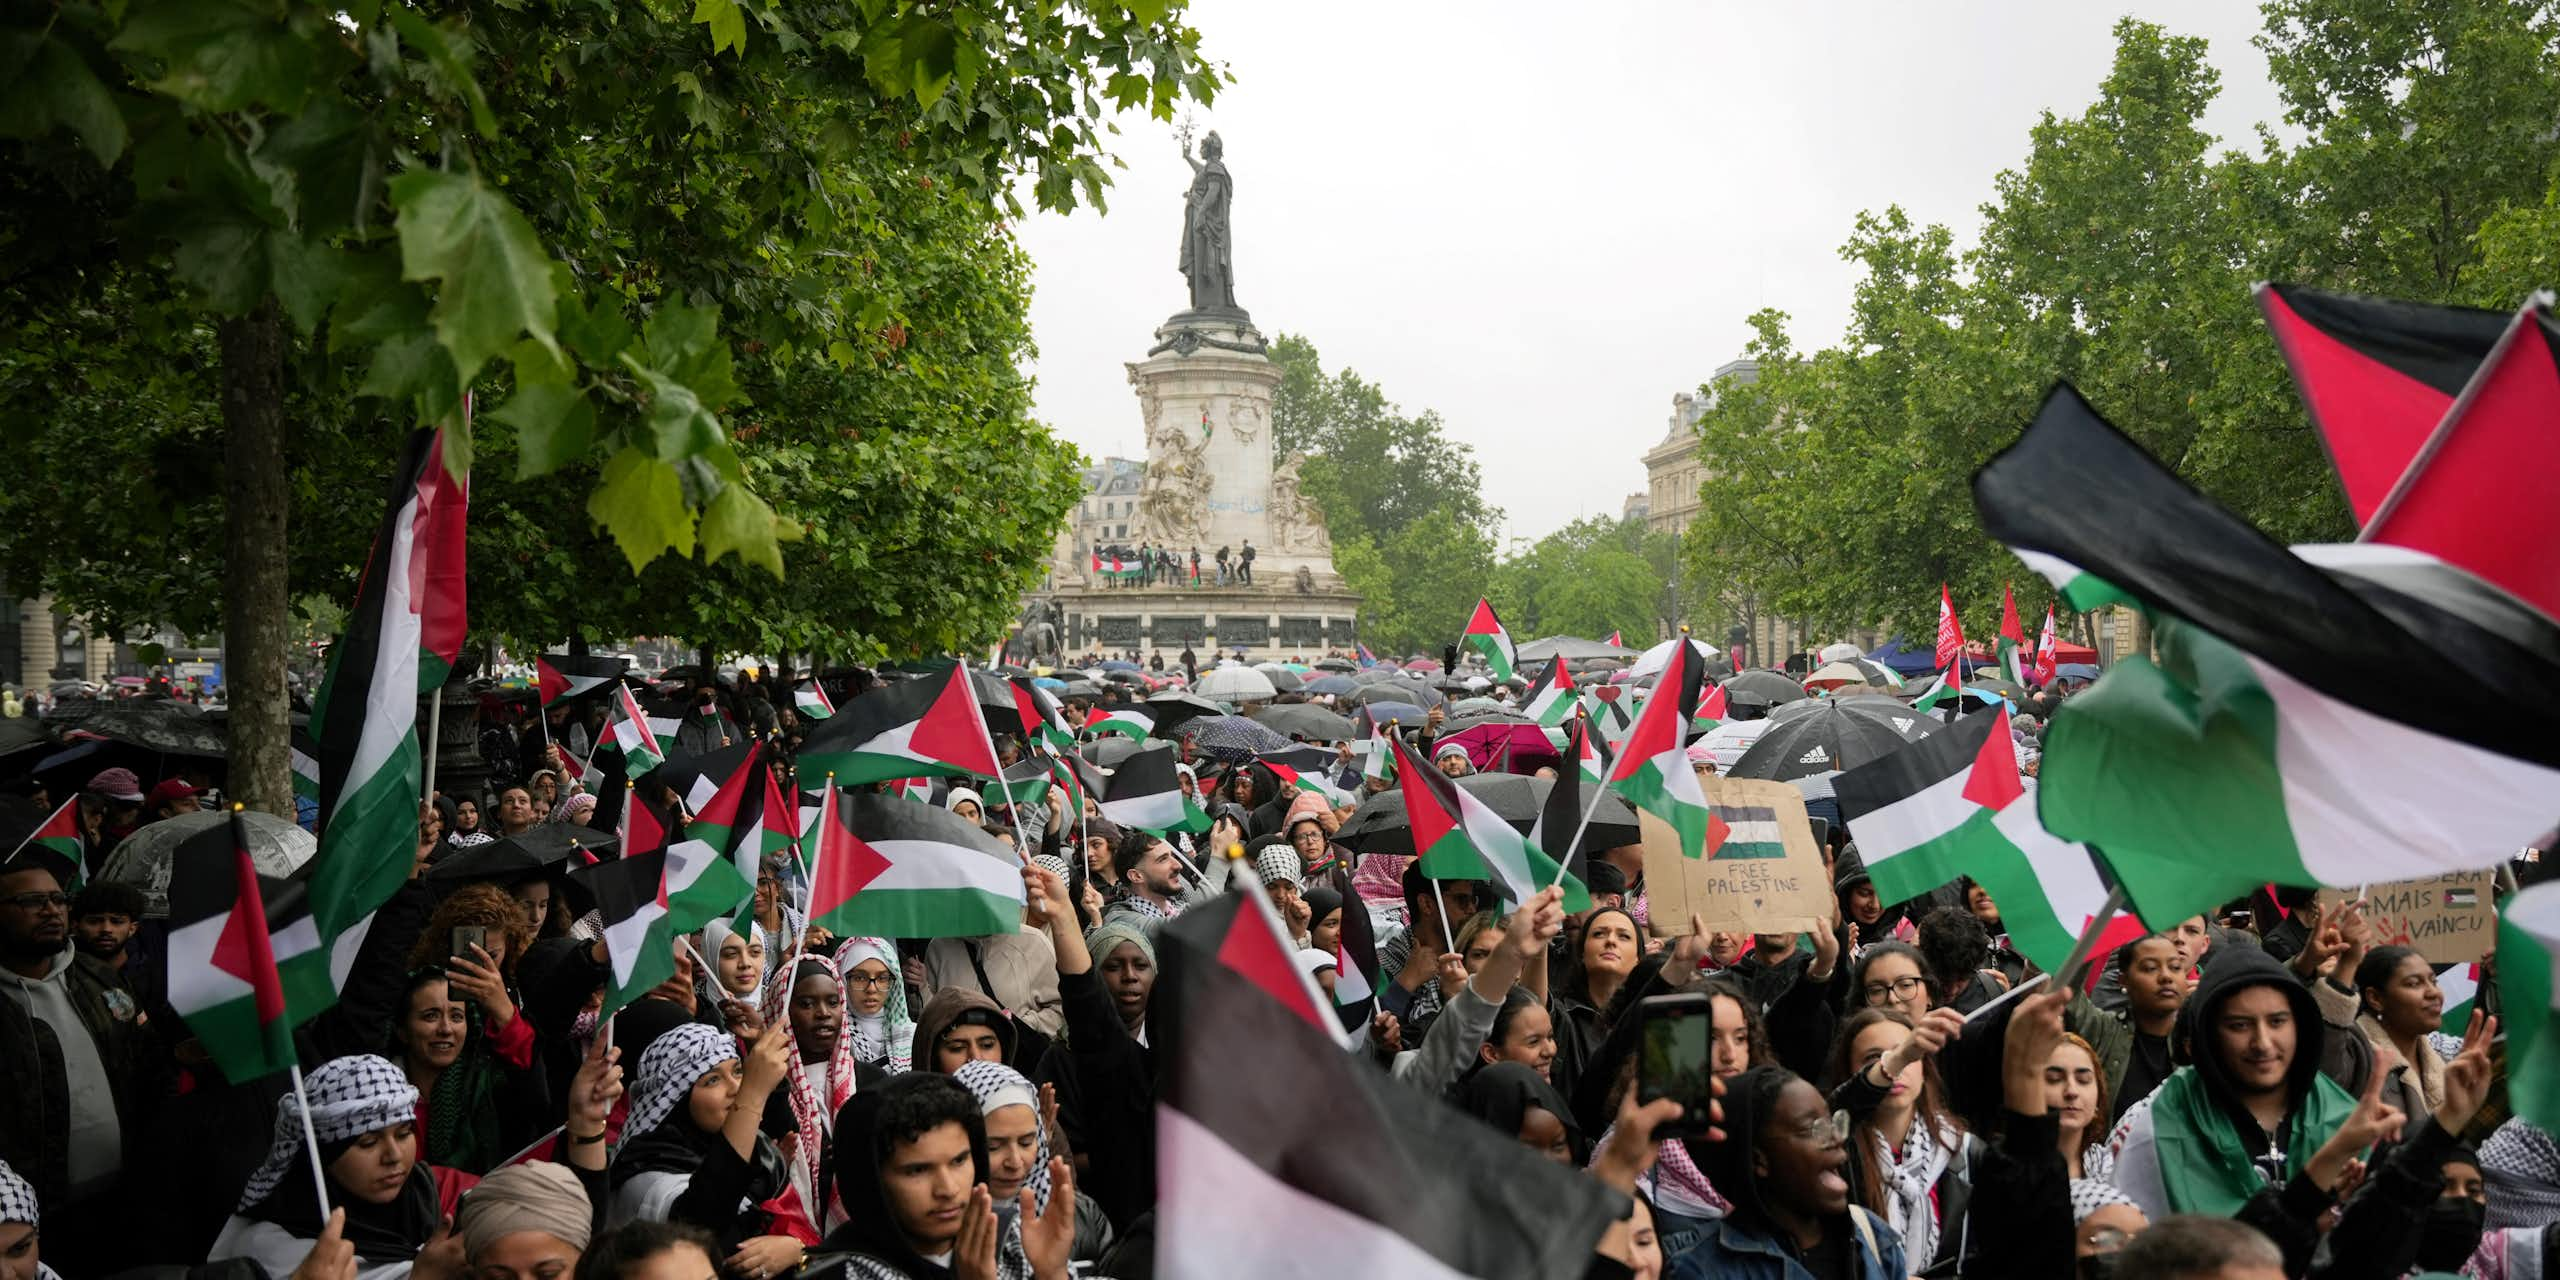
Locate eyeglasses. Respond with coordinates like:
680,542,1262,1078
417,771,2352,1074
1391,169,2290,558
848,971,892,989
1786,1111,1852,1144
1862,975,1926,1003
3,892,69,911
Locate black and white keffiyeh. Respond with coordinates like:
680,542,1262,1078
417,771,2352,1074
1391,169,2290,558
952,1060,1052,1214
239,1055,420,1211
2480,1117,2560,1234
0,1158,38,1225
627,1023,739,1142
2069,1177,2136,1224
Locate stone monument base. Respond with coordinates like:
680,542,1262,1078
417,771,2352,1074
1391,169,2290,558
1049,578,1361,664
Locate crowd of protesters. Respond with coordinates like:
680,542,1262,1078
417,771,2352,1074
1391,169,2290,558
0,649,2548,1280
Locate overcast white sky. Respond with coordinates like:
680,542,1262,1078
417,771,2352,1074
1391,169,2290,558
1014,2,2293,546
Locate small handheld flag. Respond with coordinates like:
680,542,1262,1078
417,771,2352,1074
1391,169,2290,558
1460,598,1516,680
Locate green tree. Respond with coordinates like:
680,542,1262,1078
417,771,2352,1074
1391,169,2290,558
1,0,1221,809
1490,516,1658,644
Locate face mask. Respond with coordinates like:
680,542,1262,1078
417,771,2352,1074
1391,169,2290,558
2415,1196,2485,1270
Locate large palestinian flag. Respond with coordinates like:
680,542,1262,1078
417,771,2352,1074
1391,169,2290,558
536,652,623,706
575,796,677,1015
1084,704,1155,742
1521,657,1574,728
1153,881,1624,1279
1009,676,1076,755
1395,737,1590,912
797,666,1004,785
166,809,314,1082
1099,742,1211,836
2498,881,2560,1133
289,426,468,1021
1460,598,1516,679
807,787,1027,940
2253,282,2506,524
1975,384,2560,924
1607,632,1712,860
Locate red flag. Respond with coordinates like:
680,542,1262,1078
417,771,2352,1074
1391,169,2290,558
1934,584,1966,674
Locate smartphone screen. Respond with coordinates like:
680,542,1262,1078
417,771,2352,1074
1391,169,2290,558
450,924,488,965
1637,992,1717,1137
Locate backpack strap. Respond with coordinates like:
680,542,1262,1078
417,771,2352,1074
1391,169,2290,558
1849,1205,1882,1264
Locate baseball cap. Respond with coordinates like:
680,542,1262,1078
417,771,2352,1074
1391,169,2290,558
147,778,206,810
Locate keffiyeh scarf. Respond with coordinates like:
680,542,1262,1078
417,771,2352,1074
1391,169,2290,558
768,955,860,1223
626,1024,740,1141
240,1055,421,1210
0,1158,38,1226
952,1060,1054,1214
2481,1118,2560,1235
2070,1177,2135,1223
1872,1121,1959,1267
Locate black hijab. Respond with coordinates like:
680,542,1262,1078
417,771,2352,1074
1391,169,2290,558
1455,1061,1586,1165
821,1074,990,1279
242,1138,442,1265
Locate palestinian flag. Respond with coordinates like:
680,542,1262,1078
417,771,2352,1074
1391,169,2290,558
1521,657,1575,727
1360,727,1398,787
1010,677,1075,754
1909,671,1964,713
2358,300,2560,622
4,797,85,891
793,680,836,721
288,726,322,806
1396,737,1589,912
668,741,767,908
1265,759,1352,808
1100,742,1211,836
662,822,754,936
165,809,314,1082
1997,584,2028,686
989,757,1053,810
1530,720,1592,873
1934,583,1965,674
1703,803,1785,860
2032,605,2059,687
1690,681,1728,736
290,426,468,1021
1048,752,1104,817
807,787,1028,940
2436,962,2481,1037
1975,384,2560,924
1460,598,1516,679
2498,881,2560,1133
1607,633,1713,860
797,665,1005,786
1831,705,2025,906
1084,705,1155,742
1153,885,1624,1279
1569,713,1608,789
2254,282,2506,525
572,803,675,1017
536,652,623,706
608,684,675,778
890,777,934,805
1605,630,1624,647
1579,687,1635,760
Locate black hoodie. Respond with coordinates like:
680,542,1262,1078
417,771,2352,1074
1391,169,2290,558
818,1075,993,1280
2175,946,2333,1146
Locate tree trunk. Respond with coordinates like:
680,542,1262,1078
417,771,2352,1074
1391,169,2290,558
220,303,293,818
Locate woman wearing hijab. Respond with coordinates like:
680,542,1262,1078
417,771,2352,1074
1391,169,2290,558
950,1061,1114,1265
701,917,767,1010
1455,1061,1583,1165
457,1162,593,1280
944,788,985,826
0,1159,64,1280
448,797,494,848
606,1023,810,1277
763,954,885,1229
814,1073,1076,1280
911,989,1031,1075
832,938,915,1075
211,1054,476,1280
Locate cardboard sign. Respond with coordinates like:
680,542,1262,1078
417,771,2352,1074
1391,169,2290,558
1639,775,1835,936
2318,871,2497,965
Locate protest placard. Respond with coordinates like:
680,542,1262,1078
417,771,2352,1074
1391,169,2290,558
2318,870,2497,964
1639,775,1835,936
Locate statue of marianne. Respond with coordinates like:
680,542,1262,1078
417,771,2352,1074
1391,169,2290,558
1178,131,1237,313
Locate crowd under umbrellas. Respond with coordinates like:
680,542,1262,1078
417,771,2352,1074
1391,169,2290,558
5,284,2560,1280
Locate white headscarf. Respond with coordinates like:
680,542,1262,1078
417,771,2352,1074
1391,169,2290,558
831,936,914,1073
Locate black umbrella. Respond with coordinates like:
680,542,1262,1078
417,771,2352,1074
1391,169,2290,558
1082,737,1141,769
1247,703,1356,741
1183,715,1294,764
0,718,53,764
1349,682,1444,710
1350,669,1405,686
1728,699,1934,780
1143,689,1227,734
1334,772,1640,860
1721,669,1809,708
42,700,227,758
1311,658,1359,673
429,824,621,883
1252,663,1305,693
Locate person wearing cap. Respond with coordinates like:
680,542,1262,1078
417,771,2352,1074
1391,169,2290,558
81,768,145,856
0,831,163,1273
144,777,205,824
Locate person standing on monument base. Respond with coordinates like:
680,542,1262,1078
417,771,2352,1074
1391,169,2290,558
1189,547,1202,586
1239,540,1256,586
1216,545,1231,585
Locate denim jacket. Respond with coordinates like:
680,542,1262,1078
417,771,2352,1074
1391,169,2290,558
1667,1207,1906,1280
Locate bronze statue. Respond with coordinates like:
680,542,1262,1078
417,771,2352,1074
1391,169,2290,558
1179,131,1237,314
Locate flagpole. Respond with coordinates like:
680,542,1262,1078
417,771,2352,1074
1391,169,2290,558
285,1062,333,1226
421,692,444,803
2054,884,2129,992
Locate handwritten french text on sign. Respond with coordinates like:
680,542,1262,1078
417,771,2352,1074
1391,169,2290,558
2318,871,2498,965
1639,775,1834,936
